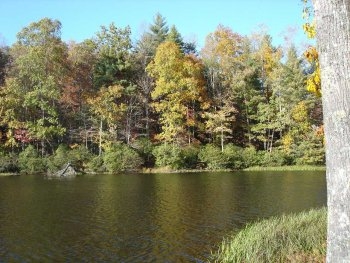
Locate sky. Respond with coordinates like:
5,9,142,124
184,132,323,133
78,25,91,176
0,0,312,50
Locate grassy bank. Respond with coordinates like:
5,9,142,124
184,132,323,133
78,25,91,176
244,165,326,172
141,166,233,174
141,165,325,174
0,173,19,176
212,207,327,263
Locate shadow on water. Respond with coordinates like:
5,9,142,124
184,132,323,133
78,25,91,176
0,171,326,262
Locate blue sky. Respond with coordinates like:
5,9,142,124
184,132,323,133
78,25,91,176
0,0,311,50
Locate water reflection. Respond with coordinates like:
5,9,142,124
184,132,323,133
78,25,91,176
0,171,326,262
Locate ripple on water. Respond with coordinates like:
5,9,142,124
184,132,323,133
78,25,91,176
0,172,326,261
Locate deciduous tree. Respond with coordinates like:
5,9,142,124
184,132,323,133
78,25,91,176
2,18,67,154
147,41,208,144
313,0,350,261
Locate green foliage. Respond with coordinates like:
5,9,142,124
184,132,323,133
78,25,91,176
151,143,199,169
48,144,70,170
223,144,244,170
93,23,132,88
213,208,326,263
198,144,226,170
103,143,143,173
3,18,67,154
199,144,260,170
86,155,105,173
18,145,47,173
47,144,92,172
69,145,92,171
0,47,9,86
0,17,325,171
241,146,263,168
132,137,155,167
261,149,293,167
152,143,183,169
295,134,325,165
0,151,19,173
181,146,200,169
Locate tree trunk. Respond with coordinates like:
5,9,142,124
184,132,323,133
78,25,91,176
221,125,224,153
314,0,350,261
99,118,103,156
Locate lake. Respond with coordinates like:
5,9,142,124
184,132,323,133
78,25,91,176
0,171,326,262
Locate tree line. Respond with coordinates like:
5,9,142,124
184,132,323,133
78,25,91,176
0,14,324,173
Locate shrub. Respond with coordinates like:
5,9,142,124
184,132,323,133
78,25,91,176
47,144,70,171
133,137,155,167
103,143,143,173
86,155,105,173
152,143,183,169
198,144,226,170
261,149,291,167
18,145,47,174
241,146,263,168
223,144,244,170
0,152,19,173
295,135,325,165
181,146,200,169
47,144,92,172
69,145,92,172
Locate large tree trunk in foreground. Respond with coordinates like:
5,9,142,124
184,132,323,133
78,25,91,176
313,0,350,261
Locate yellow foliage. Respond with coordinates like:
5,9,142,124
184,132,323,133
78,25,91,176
304,46,321,96
304,46,318,63
302,0,321,96
291,101,308,123
303,22,316,39
87,84,126,125
146,41,209,142
281,132,293,153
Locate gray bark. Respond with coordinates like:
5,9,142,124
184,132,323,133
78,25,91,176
314,0,350,261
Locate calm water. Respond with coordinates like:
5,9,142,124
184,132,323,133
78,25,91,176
0,171,326,262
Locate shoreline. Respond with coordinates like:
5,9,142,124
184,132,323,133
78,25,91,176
243,165,326,172
0,173,20,177
0,165,326,176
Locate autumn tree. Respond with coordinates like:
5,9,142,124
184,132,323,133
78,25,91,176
201,25,246,150
303,0,321,96
87,85,126,155
146,41,208,144
61,40,97,147
133,16,197,140
313,0,350,261
1,18,67,154
132,13,170,140
0,46,9,86
90,23,135,151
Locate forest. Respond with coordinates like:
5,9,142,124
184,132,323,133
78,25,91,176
0,14,324,174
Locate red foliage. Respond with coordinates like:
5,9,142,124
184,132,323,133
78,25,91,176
14,129,33,143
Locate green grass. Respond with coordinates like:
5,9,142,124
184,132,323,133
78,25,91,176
212,207,327,263
0,173,19,176
244,165,326,172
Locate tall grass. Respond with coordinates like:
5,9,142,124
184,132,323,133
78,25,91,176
212,207,326,263
244,165,326,171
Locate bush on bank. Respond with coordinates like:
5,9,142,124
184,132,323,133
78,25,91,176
0,141,325,174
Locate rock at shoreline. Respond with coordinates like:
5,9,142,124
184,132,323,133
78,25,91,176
48,163,77,177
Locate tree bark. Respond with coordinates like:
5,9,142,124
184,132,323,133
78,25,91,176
313,0,350,261
99,118,103,156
